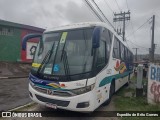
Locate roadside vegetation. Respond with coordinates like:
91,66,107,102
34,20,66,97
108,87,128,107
114,76,160,120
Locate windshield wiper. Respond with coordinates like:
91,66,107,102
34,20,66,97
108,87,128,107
61,50,71,80
37,42,55,74
37,50,50,74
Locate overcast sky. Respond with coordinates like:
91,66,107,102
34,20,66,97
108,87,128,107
0,0,160,55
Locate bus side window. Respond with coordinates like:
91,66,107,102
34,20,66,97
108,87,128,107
120,43,125,60
101,28,113,62
113,37,120,59
128,51,131,62
124,47,126,60
127,49,129,61
96,40,106,67
125,48,128,61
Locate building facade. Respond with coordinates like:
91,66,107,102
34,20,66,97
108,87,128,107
0,20,45,62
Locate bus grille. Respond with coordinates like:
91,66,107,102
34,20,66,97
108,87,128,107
32,84,74,97
35,94,70,107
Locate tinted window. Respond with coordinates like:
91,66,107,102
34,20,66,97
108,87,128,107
96,40,106,67
33,28,94,76
120,43,125,60
113,37,120,59
125,48,128,60
128,51,132,62
101,28,113,61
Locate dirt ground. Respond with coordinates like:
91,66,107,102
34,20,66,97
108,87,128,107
0,62,31,77
0,62,32,111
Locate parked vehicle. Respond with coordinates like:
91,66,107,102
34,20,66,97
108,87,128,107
22,22,134,112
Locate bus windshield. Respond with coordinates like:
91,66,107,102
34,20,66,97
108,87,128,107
32,28,94,76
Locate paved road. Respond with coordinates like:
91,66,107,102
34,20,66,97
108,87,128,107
0,78,31,111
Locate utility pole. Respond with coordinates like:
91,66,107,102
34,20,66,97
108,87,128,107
113,11,130,41
150,15,155,62
133,48,139,62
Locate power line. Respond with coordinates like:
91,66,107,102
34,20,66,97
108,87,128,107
92,0,115,30
132,48,139,61
127,21,151,53
126,40,149,50
126,0,129,10
124,0,135,38
126,18,152,38
102,0,115,26
125,39,131,50
130,20,136,38
114,0,121,12
84,0,105,22
124,0,137,45
103,0,114,13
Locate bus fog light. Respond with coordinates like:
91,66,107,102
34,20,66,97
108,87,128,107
76,102,90,108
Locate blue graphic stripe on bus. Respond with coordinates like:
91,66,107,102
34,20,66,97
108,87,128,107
99,71,131,87
29,73,59,87
29,74,68,90
53,64,60,72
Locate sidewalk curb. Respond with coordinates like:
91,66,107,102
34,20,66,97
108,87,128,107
9,102,35,111
0,76,28,79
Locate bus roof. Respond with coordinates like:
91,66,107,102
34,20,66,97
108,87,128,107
44,22,114,33
44,22,132,53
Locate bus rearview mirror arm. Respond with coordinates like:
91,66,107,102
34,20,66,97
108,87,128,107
22,33,42,51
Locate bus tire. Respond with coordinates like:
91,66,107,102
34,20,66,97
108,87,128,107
103,81,115,106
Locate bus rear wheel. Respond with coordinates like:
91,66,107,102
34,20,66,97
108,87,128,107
103,81,115,106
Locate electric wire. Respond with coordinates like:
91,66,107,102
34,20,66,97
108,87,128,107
126,0,129,10
126,18,152,38
92,0,115,30
84,0,105,22
126,40,149,50
103,0,114,13
114,0,121,12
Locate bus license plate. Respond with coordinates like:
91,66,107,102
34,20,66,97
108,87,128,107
46,103,57,109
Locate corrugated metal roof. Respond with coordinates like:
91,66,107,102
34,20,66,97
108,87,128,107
0,19,45,32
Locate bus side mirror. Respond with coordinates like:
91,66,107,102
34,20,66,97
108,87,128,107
22,33,42,51
92,27,101,48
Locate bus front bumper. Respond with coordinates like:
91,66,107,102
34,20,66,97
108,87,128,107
29,84,96,112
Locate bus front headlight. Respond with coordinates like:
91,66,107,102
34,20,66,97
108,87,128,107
71,83,95,95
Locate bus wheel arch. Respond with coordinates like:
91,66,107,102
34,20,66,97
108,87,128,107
103,78,115,106
110,78,115,95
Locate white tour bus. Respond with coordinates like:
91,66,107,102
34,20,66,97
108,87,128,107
22,22,133,112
